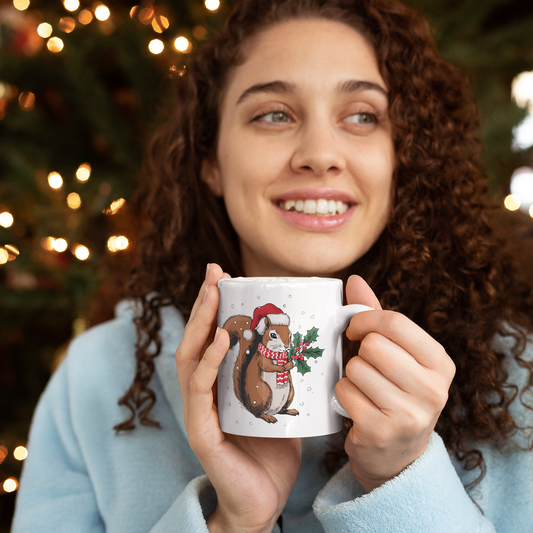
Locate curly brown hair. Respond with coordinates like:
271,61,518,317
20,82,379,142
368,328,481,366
115,0,533,486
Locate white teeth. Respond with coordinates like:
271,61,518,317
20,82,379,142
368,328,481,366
279,198,350,215
303,199,316,214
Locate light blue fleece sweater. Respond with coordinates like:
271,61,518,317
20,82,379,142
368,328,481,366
12,300,533,532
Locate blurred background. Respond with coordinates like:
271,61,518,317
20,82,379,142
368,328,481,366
0,0,532,528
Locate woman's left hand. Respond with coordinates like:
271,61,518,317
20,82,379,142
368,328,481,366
336,276,456,493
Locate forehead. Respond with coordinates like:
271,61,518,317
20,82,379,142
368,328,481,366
222,18,385,106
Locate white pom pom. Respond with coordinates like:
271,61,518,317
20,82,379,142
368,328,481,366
243,329,253,341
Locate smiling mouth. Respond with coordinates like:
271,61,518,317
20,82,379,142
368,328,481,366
278,199,350,216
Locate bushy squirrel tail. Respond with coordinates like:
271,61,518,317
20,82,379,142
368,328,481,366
223,315,254,406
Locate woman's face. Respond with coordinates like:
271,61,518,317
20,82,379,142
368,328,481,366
203,18,395,277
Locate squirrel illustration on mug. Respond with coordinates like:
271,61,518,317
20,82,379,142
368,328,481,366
223,304,299,423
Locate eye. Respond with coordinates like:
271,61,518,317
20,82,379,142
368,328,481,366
345,112,377,125
269,331,279,339
257,111,291,123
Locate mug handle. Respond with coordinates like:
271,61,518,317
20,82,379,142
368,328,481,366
331,304,374,419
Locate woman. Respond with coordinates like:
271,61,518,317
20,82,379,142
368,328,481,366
13,0,533,532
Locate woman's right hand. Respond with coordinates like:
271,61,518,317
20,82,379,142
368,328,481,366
175,264,302,533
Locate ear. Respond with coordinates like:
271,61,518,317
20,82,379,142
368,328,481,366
201,158,223,197
264,317,271,329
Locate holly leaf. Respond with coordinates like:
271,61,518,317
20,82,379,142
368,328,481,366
303,347,323,359
292,332,303,349
304,327,319,344
294,358,311,376
288,343,296,358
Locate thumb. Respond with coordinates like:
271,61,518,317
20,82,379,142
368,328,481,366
346,275,382,311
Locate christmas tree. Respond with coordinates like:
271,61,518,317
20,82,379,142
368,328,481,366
0,0,531,528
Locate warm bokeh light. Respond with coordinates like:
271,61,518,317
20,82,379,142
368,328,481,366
129,6,139,19
13,446,28,461
3,478,18,493
41,237,55,250
73,244,90,260
148,39,164,54
138,7,154,24
67,192,81,209
47,37,65,53
37,22,53,38
510,167,533,212
174,36,191,53
59,17,76,33
78,9,93,24
18,92,35,111
94,4,111,21
5,244,20,260
504,194,521,211
53,238,68,252
205,0,220,11
13,0,30,11
192,25,207,40
104,197,126,215
48,171,63,189
76,163,91,181
0,446,7,464
107,235,129,252
63,0,79,11
0,249,8,265
512,71,533,110
0,212,14,228
152,15,170,33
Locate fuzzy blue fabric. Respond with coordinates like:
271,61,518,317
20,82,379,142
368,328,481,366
12,301,533,532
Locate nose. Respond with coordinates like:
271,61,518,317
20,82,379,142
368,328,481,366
290,120,346,177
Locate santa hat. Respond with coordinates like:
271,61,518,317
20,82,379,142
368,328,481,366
242,303,290,341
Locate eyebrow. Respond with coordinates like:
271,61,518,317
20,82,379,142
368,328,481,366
236,81,296,104
236,78,388,105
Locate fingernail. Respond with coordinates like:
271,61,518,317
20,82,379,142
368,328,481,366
205,263,211,279
214,327,222,343
203,286,209,303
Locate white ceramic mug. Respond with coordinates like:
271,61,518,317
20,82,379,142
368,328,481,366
217,277,372,438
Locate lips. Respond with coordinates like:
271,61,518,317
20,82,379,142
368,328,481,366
273,189,356,230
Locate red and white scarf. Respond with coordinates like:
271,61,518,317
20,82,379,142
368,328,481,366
258,343,292,385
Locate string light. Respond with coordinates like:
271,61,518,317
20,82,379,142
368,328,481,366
59,17,76,33
0,212,14,228
152,15,169,33
3,478,18,493
18,92,35,111
148,39,164,54
48,172,63,189
4,245,20,261
47,37,65,53
73,244,90,260
94,4,111,21
67,192,81,209
138,7,154,24
41,237,55,250
174,36,192,53
107,235,129,252
78,9,93,24
192,25,207,40
52,238,68,252
205,0,220,11
63,0,79,11
0,249,8,265
76,163,91,181
504,194,521,211
13,0,30,11
13,446,28,461
37,22,53,38
103,198,126,215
